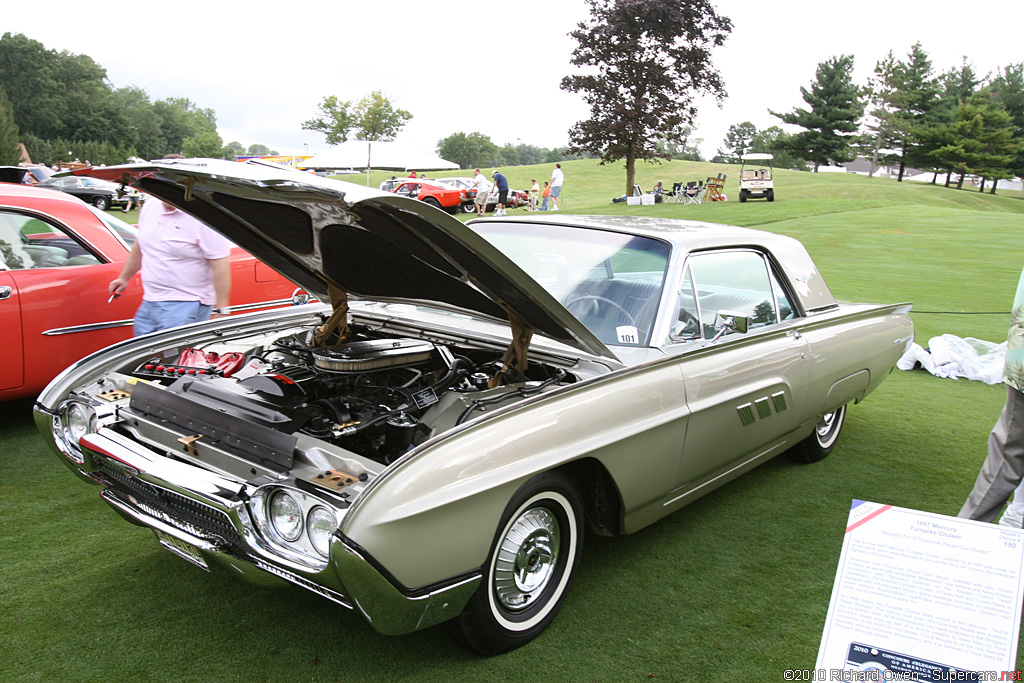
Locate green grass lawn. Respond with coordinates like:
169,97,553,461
3,161,1023,681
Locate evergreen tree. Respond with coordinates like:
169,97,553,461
889,44,941,180
991,63,1024,179
859,52,903,176
771,55,863,171
925,90,1019,192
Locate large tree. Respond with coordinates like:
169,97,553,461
924,90,1019,192
749,125,805,170
886,44,941,180
0,87,20,165
771,55,863,171
859,52,904,177
437,131,499,169
301,95,354,145
352,91,412,141
561,0,732,194
991,63,1024,178
716,121,756,163
0,32,126,143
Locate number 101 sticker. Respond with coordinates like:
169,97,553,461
616,326,639,344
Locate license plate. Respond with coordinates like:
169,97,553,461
154,529,209,571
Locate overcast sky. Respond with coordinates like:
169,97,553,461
6,1,1024,161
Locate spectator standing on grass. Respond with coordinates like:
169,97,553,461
529,179,540,211
108,156,232,336
959,266,1024,523
540,181,551,211
550,162,564,210
471,168,491,216
491,170,509,216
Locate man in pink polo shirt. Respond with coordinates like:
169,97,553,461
108,192,233,337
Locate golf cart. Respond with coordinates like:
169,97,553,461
738,152,774,202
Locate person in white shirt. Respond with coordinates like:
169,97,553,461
550,163,564,210
471,168,493,216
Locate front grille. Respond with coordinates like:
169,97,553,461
96,458,247,554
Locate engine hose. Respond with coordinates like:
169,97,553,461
338,359,473,437
456,369,567,426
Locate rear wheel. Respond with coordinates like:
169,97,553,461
449,471,583,656
766,189,774,202
422,197,442,210
789,404,846,463
92,196,110,210
739,189,748,203
462,202,477,213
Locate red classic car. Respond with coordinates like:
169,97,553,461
0,182,301,401
390,180,464,213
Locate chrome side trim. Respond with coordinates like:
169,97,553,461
42,319,134,336
224,298,294,313
251,558,352,609
41,299,294,335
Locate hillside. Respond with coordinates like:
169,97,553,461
356,159,1024,343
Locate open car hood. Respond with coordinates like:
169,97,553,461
76,158,615,360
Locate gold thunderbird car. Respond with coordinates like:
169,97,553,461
34,159,913,655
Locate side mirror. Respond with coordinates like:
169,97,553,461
708,310,749,343
291,288,314,306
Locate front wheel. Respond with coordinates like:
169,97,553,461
92,195,110,210
766,189,775,202
449,471,583,655
788,404,846,463
739,189,748,203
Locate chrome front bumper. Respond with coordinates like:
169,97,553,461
37,419,480,636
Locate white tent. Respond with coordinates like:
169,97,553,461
298,140,459,172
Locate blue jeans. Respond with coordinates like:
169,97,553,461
541,196,549,211
134,299,213,336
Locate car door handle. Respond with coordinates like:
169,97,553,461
0,286,11,300
786,329,802,340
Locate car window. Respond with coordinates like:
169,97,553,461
676,249,796,340
473,222,670,347
0,210,102,269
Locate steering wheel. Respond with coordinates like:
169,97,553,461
564,294,643,336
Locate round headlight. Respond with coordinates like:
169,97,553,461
268,491,303,542
306,506,338,558
65,402,96,445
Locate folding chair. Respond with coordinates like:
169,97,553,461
669,181,684,202
682,181,704,206
632,184,643,197
705,177,723,202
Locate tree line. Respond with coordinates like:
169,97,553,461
0,32,277,166
714,46,1024,193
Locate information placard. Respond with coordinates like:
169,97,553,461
812,501,1024,682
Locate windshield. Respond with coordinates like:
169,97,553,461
473,222,670,347
87,205,138,247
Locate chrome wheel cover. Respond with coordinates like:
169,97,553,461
493,507,560,612
815,411,838,438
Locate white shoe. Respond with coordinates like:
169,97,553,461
999,507,1024,528
552,206,559,211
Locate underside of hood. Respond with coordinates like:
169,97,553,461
76,158,615,360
